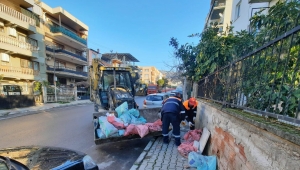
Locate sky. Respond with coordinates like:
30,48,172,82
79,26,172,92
42,0,210,70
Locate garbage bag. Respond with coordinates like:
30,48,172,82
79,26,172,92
98,116,118,137
119,112,132,124
107,114,126,129
188,152,217,170
135,125,149,138
96,129,106,139
130,115,147,125
177,143,197,158
153,119,162,126
118,129,125,136
145,123,162,132
115,102,128,117
184,129,203,142
124,124,139,136
128,108,140,118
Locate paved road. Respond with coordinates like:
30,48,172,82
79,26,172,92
0,103,151,170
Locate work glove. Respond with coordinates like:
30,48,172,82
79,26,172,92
193,117,196,122
188,122,194,127
181,121,186,126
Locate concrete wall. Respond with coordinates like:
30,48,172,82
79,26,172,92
195,100,300,170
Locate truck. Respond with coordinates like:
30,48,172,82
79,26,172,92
147,84,159,94
90,58,162,145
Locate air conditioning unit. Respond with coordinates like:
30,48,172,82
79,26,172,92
69,78,75,83
0,53,10,62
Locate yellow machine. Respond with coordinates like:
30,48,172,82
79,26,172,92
90,58,138,111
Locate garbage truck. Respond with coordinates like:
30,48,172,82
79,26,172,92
90,58,163,145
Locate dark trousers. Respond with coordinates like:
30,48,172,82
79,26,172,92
162,112,181,142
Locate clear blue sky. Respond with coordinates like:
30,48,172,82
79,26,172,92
42,0,210,70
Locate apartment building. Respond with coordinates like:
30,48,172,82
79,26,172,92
0,0,46,95
205,0,280,33
139,66,162,84
101,53,139,67
41,2,89,87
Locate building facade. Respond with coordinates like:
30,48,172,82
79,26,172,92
41,2,89,87
139,66,162,84
205,0,281,33
0,0,46,95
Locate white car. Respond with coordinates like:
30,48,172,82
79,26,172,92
143,93,169,108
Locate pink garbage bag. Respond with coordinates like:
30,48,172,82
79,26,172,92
145,123,162,132
124,124,138,136
107,114,126,129
135,125,149,138
178,143,197,158
184,129,203,142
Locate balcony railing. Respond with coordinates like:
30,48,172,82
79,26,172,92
49,25,87,45
0,34,39,51
0,3,36,26
46,47,87,62
0,65,39,76
47,66,87,77
213,2,226,8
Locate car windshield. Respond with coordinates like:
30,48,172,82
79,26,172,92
146,95,163,101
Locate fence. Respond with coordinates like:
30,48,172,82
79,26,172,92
197,15,300,126
46,86,76,102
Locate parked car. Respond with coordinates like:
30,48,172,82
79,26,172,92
0,146,99,170
143,93,169,108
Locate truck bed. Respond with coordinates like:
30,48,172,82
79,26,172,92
93,107,162,145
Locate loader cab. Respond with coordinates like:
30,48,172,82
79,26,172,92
98,67,135,109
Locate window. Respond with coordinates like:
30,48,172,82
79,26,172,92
144,69,149,72
235,3,241,20
144,74,149,79
55,60,66,68
21,59,33,69
33,62,39,70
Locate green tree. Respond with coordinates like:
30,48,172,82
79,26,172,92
157,79,164,88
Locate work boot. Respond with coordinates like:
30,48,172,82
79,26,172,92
175,138,181,146
163,136,169,144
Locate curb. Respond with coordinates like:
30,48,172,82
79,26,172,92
130,137,157,170
0,101,92,120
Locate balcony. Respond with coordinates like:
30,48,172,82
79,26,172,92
0,65,39,80
213,1,226,9
47,65,87,79
46,47,87,65
47,25,87,49
0,34,39,58
0,3,36,32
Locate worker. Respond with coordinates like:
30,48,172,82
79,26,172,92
161,92,185,146
183,97,198,130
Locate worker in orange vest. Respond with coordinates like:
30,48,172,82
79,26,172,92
183,97,198,130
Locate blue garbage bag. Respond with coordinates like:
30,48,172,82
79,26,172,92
119,112,132,124
115,102,128,117
128,108,140,118
188,152,217,170
96,129,106,139
130,115,147,125
118,129,125,136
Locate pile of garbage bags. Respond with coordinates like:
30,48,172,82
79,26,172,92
96,102,162,139
178,128,217,170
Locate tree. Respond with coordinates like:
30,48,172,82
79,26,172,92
157,79,164,88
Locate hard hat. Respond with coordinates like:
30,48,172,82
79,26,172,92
188,97,197,106
174,92,182,99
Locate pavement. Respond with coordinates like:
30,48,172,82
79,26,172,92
130,127,197,170
0,100,92,120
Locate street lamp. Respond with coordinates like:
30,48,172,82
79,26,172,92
46,44,58,102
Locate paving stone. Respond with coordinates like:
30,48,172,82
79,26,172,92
161,165,169,169
138,165,147,170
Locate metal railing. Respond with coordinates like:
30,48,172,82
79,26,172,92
0,65,39,76
0,34,38,51
0,3,36,26
46,46,87,62
49,25,87,45
197,18,300,126
47,65,88,77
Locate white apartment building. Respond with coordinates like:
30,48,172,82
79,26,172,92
205,0,281,33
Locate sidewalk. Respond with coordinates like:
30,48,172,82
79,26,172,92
130,127,197,170
0,100,92,120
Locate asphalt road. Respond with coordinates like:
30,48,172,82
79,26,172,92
0,102,150,170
